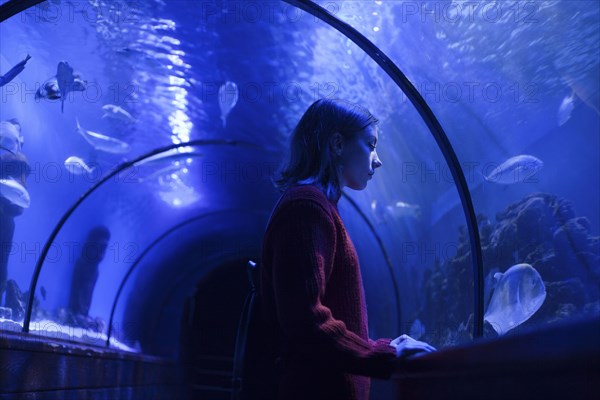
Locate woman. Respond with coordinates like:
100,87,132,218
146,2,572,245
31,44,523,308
256,99,435,400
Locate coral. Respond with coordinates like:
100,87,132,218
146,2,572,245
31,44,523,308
418,193,600,347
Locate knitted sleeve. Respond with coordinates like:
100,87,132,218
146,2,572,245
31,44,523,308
267,199,396,379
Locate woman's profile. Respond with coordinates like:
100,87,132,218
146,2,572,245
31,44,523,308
248,99,435,400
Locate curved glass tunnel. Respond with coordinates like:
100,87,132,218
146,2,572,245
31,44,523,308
0,1,598,399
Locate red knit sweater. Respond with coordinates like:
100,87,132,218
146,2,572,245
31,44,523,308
259,185,396,400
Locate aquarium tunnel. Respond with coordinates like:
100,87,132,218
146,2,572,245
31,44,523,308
0,0,598,399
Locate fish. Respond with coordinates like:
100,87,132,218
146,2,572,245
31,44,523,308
371,199,420,223
36,71,86,101
75,118,131,154
484,155,543,184
557,92,575,126
64,156,95,175
56,61,75,113
36,76,61,100
0,177,30,208
102,104,136,124
0,120,24,154
218,81,239,128
0,54,31,87
389,201,421,219
483,263,546,335
71,74,87,91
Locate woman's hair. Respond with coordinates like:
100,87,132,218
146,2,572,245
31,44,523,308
274,98,378,201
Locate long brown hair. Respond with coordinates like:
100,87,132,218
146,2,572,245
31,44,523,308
274,98,378,201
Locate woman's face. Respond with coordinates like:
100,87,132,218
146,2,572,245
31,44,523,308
338,125,382,190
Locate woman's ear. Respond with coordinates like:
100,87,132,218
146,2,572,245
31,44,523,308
329,132,343,156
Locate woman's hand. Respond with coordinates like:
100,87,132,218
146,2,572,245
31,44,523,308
390,334,437,359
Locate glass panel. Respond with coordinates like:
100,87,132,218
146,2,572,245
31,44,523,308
28,142,273,348
320,0,600,337
28,149,193,348
0,0,185,332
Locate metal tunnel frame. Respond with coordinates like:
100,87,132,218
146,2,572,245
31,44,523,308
0,0,43,21
3,0,485,339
